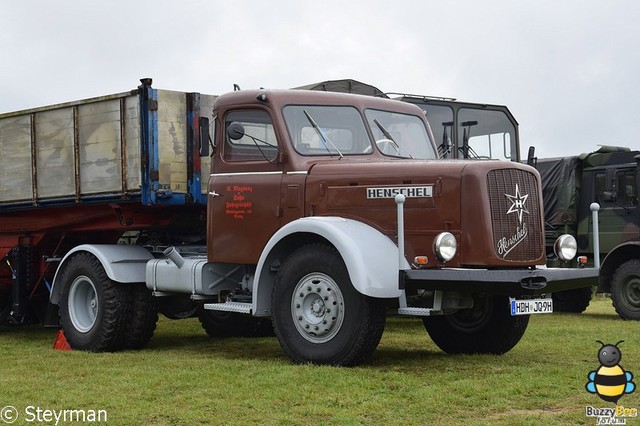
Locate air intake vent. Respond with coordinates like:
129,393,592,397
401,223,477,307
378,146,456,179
487,169,543,261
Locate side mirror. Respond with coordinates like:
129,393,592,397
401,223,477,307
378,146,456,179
527,146,537,167
227,122,245,140
199,117,210,157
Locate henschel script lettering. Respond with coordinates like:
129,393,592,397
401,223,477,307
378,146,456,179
496,223,528,258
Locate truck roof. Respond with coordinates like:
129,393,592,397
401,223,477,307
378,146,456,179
214,88,426,116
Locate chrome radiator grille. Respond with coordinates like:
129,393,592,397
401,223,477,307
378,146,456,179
487,169,543,261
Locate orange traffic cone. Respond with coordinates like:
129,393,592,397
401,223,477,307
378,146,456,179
53,330,72,351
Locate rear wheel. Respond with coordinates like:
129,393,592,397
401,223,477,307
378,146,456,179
272,244,386,366
611,260,640,320
552,286,592,313
423,294,529,354
121,284,158,349
59,253,131,351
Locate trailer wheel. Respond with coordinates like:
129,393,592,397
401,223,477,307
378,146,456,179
423,294,529,354
552,286,592,313
611,260,640,320
121,284,158,350
59,253,131,351
198,309,273,337
272,244,386,366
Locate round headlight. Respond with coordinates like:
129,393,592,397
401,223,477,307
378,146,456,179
554,234,578,261
434,232,457,262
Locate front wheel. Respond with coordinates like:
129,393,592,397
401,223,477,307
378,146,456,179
272,244,386,366
423,294,529,354
58,253,131,351
611,260,640,320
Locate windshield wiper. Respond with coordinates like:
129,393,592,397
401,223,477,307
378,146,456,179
373,119,413,159
303,110,344,159
373,119,400,149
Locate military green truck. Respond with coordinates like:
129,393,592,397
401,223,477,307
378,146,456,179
537,146,640,319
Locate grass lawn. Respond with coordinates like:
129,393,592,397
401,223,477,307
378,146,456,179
0,295,636,425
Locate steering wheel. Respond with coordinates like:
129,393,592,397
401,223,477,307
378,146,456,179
376,138,401,155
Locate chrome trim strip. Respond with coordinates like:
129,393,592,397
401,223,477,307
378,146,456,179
210,171,308,177
211,171,284,177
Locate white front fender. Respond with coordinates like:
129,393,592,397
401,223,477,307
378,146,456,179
252,217,408,316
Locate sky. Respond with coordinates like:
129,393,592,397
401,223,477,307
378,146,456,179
1,0,639,158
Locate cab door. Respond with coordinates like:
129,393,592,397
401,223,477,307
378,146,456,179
584,167,640,254
601,167,640,246
207,109,283,264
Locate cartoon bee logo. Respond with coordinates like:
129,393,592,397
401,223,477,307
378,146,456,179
586,340,635,403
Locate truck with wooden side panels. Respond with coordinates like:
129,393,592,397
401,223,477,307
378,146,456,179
0,79,599,365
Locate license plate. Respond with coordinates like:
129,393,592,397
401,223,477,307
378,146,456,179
509,298,553,316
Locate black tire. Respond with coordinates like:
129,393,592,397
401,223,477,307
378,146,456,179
611,260,640,320
158,295,199,319
552,286,592,313
272,244,386,366
58,253,131,352
423,294,529,355
198,309,274,338
121,284,158,350
0,291,10,325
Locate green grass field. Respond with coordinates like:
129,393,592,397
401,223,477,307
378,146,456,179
0,295,637,425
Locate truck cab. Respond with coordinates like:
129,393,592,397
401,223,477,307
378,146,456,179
181,89,595,364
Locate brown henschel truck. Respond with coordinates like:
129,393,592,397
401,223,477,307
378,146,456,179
1,81,599,365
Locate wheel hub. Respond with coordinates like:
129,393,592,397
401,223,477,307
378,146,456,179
623,276,640,307
68,275,99,333
291,273,344,343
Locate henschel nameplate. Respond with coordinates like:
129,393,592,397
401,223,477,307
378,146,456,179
366,186,433,199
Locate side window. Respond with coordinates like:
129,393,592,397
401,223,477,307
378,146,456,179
223,110,278,162
594,172,608,204
616,169,638,207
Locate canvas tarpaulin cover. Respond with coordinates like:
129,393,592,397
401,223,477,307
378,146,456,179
537,156,580,227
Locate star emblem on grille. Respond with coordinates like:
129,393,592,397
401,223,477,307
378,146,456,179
505,183,529,224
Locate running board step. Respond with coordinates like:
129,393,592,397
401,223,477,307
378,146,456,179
204,302,252,314
397,307,442,317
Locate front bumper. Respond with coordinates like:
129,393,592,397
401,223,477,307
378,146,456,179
400,267,599,296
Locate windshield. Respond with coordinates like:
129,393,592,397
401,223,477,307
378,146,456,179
405,99,518,161
458,108,515,161
283,105,372,156
365,109,436,159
